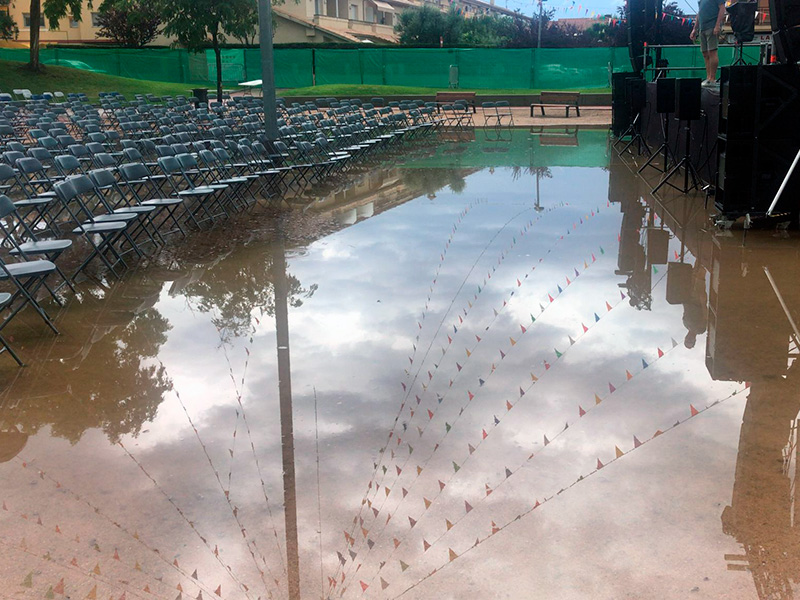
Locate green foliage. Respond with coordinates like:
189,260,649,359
158,0,256,98
96,0,162,47
0,11,18,40
396,5,463,45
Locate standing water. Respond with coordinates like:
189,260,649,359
0,129,797,600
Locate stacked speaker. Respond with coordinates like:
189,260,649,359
611,72,637,136
716,64,800,216
769,0,800,63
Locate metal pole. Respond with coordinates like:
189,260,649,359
766,147,800,216
258,0,280,141
537,0,543,48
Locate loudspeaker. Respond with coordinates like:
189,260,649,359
674,78,702,120
720,64,800,140
726,1,757,43
647,229,670,264
628,0,647,73
769,0,800,63
626,77,647,113
612,71,636,136
773,25,800,64
656,77,676,113
665,262,693,305
769,0,800,29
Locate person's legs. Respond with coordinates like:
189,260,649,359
707,48,719,82
701,49,711,81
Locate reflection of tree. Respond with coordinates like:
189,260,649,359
510,166,553,181
401,168,469,198
2,306,172,444
179,246,317,342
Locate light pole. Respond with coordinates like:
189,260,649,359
537,0,547,48
258,0,280,141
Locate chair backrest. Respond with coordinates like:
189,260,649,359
0,164,17,183
157,156,181,173
176,153,198,169
27,147,52,162
88,168,117,189
93,153,117,168
0,194,16,220
3,151,24,166
16,157,44,175
118,162,149,180
54,154,82,176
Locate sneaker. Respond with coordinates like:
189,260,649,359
701,80,714,88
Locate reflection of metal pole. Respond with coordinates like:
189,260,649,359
763,266,800,346
274,232,301,600
258,0,279,141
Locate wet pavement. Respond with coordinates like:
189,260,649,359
1,128,799,600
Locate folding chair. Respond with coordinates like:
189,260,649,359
0,194,75,294
0,292,23,366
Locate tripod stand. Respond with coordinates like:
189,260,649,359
639,111,677,174
652,117,701,194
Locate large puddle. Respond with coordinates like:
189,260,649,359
1,129,798,600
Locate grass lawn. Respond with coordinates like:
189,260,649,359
0,59,199,100
280,84,611,96
0,60,611,101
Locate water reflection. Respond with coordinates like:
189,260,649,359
2,133,800,599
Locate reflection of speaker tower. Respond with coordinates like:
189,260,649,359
712,235,800,597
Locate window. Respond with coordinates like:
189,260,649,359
91,12,100,27
69,18,79,28
22,13,45,28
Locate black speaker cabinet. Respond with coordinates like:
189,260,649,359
726,1,757,42
626,77,647,114
675,78,702,121
769,0,800,29
656,77,676,113
773,25,800,64
647,228,670,264
612,72,637,136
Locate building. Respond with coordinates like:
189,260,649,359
273,0,528,44
2,0,530,47
553,16,607,31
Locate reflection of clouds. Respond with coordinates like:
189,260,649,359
0,156,759,600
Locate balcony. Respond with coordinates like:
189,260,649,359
313,13,397,40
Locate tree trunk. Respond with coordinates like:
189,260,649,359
212,30,223,104
28,0,41,70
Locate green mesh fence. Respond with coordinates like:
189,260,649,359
0,46,760,90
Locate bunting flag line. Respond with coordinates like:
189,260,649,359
384,385,748,599
338,260,673,591
7,457,224,600
331,231,613,586
328,203,572,589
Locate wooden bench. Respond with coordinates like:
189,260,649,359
436,91,477,113
530,91,581,117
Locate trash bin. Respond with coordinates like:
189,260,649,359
192,88,209,107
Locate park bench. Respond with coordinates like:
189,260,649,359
530,91,581,117
436,91,477,113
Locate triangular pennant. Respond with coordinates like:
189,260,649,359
453,461,460,472
690,404,699,416
449,548,458,562
555,348,562,358
543,434,550,446
596,458,604,470
505,467,512,478
381,578,389,590
465,501,473,513
439,480,446,490
582,323,588,333
423,539,431,551
468,443,476,454
446,519,454,530
400,560,409,571
86,586,97,600
608,382,616,393
626,370,633,380
579,405,586,417
360,581,369,592
409,516,417,528
615,446,624,458
642,358,649,369
633,435,642,448
594,313,600,322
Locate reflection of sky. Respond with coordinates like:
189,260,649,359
0,142,770,600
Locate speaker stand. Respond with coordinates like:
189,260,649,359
652,119,700,194
615,111,651,157
731,42,747,66
638,112,677,174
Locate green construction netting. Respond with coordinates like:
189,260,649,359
0,46,762,90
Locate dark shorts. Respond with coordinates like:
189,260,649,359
700,28,719,52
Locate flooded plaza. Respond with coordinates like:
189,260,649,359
1,128,798,600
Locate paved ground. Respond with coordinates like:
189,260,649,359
478,106,612,128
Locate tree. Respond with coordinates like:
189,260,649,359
27,0,83,70
96,0,161,47
158,0,256,101
395,5,462,45
0,0,19,40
